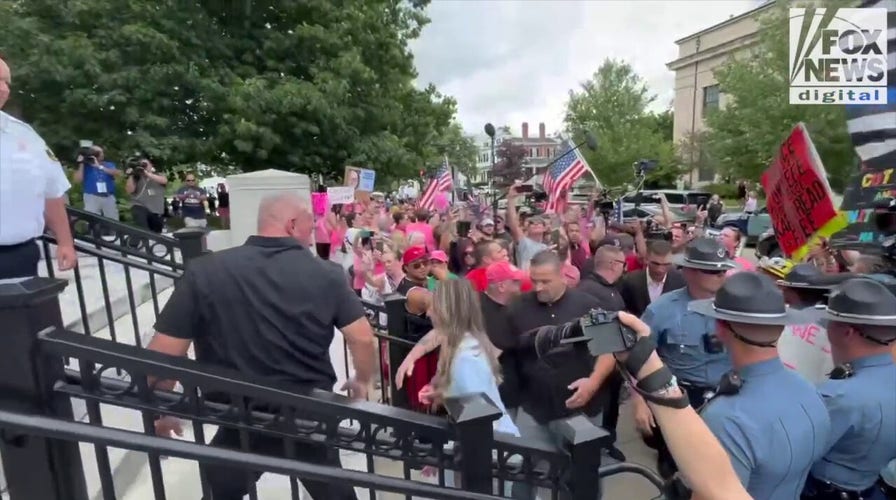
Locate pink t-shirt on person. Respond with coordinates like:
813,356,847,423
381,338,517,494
353,254,385,290
314,218,329,245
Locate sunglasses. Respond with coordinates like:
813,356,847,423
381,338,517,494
185,178,196,182
409,260,430,270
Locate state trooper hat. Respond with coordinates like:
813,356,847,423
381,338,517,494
689,272,806,325
673,238,738,271
822,278,896,327
776,264,833,289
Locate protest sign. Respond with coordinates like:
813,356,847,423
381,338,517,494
834,164,895,243
327,186,355,205
343,166,376,191
760,123,847,260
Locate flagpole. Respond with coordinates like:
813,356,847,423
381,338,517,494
447,154,455,205
543,138,600,186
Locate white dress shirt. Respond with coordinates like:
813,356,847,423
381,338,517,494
647,272,665,303
0,111,71,245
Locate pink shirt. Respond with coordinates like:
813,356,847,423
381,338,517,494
353,255,385,290
405,221,436,251
727,256,757,276
314,218,329,245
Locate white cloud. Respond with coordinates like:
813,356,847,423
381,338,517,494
410,0,762,135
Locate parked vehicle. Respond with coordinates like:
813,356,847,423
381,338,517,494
622,190,713,211
713,206,773,245
755,228,782,259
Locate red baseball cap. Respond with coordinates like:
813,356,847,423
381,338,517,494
485,262,526,284
402,246,428,266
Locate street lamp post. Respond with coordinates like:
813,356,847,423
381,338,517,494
484,123,497,215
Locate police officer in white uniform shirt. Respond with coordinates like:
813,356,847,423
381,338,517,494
0,56,77,279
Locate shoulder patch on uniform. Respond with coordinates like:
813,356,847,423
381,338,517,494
46,148,58,162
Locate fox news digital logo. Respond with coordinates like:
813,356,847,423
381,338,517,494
789,7,888,105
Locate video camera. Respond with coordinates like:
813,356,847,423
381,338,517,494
76,140,98,164
125,157,149,178
527,309,638,359
873,197,896,267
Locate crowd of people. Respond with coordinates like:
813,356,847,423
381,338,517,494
308,181,896,500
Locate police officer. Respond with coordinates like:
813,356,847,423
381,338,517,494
636,238,735,478
0,56,77,279
689,272,831,500
802,278,896,500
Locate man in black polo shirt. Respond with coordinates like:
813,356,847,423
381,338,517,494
506,250,615,483
146,192,375,500
575,238,628,460
480,261,526,414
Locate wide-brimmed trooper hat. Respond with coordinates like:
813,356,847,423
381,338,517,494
673,238,738,271
821,277,896,327
777,264,838,289
689,272,807,325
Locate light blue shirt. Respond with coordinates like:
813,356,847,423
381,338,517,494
701,358,831,500
812,353,896,491
642,288,731,386
447,335,519,437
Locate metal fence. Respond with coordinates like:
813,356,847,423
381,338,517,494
11,207,669,499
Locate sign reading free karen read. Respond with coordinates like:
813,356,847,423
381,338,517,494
789,7,888,104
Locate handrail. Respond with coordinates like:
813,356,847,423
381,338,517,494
0,409,504,500
41,328,452,433
598,463,667,493
41,234,183,279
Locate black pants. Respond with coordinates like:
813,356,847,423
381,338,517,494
644,383,711,479
0,239,39,279
201,427,357,500
131,205,164,233
801,474,889,500
315,243,331,260
601,372,623,443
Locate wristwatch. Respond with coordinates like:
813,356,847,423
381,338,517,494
651,375,681,398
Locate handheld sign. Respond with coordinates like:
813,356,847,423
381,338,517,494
760,124,847,261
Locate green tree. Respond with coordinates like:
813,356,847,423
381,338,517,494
0,0,458,184
704,0,854,191
564,59,676,189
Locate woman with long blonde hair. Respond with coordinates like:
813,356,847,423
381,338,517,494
420,279,514,435
419,279,531,498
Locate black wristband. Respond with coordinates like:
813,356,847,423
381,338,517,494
623,336,657,377
637,365,675,393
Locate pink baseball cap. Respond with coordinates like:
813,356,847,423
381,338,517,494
429,250,449,263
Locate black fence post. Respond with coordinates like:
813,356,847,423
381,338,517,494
550,415,611,500
384,295,410,409
173,227,207,265
0,277,89,500
444,393,502,494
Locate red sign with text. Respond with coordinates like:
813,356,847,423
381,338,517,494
760,124,839,257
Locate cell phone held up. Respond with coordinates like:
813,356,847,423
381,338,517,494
515,184,534,194
456,220,471,238
561,309,638,356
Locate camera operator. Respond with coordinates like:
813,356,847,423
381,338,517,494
125,158,168,233
504,250,616,490
73,145,121,219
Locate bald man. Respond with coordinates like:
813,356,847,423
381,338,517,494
147,192,373,500
0,56,77,278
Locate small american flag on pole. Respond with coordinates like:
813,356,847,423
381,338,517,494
418,156,453,210
543,140,588,213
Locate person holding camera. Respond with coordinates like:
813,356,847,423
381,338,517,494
125,159,168,233
73,144,120,220
176,173,208,228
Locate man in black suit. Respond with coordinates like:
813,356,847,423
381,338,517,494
619,240,685,317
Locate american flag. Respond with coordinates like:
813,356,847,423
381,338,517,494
543,140,588,213
418,157,453,210
845,0,896,169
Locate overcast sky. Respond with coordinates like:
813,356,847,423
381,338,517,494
410,0,764,136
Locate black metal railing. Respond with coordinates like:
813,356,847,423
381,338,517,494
40,206,204,349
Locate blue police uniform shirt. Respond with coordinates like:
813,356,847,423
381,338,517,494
701,358,831,500
82,161,116,196
811,353,896,491
642,288,731,387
